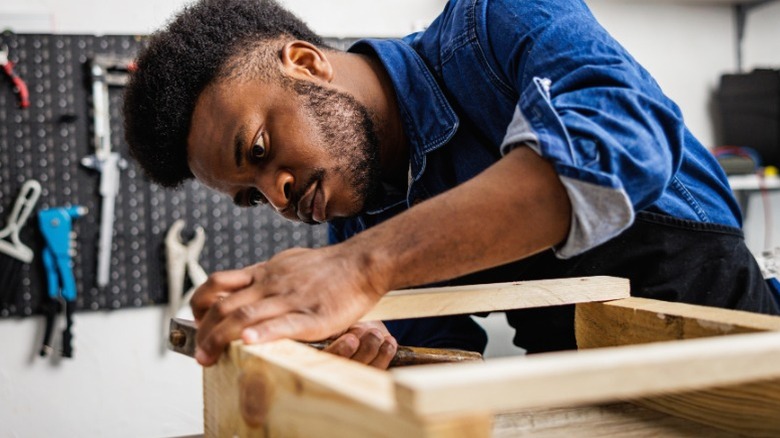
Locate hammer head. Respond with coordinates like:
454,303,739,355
168,317,198,357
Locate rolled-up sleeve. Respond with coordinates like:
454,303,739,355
488,0,686,258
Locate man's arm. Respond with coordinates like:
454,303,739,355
191,146,571,366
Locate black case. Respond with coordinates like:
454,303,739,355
717,69,780,167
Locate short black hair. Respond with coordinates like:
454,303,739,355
123,0,327,188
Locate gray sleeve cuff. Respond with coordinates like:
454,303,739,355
500,106,635,259
554,176,634,259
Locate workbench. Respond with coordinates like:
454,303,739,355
200,277,780,437
728,174,780,219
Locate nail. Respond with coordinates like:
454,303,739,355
242,329,259,343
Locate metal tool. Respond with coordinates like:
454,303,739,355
80,56,134,288
38,206,88,358
0,44,30,109
164,219,207,341
0,179,42,263
168,317,483,367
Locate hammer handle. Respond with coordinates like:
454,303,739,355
307,341,483,367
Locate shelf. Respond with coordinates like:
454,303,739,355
728,174,780,191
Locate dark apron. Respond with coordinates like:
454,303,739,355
493,211,780,353
386,212,779,353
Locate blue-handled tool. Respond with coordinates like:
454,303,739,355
38,206,87,358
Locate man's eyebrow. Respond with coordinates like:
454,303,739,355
234,124,247,169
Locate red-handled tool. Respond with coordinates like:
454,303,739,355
0,45,29,109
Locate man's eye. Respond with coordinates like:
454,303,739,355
251,135,267,159
248,189,266,206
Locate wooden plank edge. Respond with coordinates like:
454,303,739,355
576,297,780,348
392,330,780,418
492,402,739,437
206,339,493,437
362,276,630,321
575,298,780,436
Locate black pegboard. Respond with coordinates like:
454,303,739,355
0,34,358,317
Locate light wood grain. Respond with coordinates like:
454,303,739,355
203,343,257,437
392,330,780,418
575,297,780,347
362,276,629,321
575,298,780,436
204,339,493,438
203,285,780,437
492,402,740,437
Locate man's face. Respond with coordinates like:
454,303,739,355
187,74,381,224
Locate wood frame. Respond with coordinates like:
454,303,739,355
202,277,780,437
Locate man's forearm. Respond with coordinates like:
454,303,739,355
342,146,573,293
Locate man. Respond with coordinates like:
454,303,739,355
124,0,780,368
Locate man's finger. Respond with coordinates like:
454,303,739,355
350,329,385,364
369,338,397,369
242,312,337,346
194,318,246,366
196,295,293,365
323,333,360,358
190,268,255,321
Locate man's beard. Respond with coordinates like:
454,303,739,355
289,78,384,217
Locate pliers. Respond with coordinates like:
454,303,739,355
38,206,88,358
0,44,30,109
164,220,207,341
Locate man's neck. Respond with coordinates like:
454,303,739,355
327,50,409,189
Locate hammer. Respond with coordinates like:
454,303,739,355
167,317,482,367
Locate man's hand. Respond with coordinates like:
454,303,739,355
190,245,388,366
188,147,570,367
323,321,397,369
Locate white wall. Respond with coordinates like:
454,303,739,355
0,308,202,438
586,0,780,254
0,1,779,437
0,0,448,36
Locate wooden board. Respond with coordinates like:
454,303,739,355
575,297,780,346
392,330,780,418
575,297,780,436
204,339,493,438
492,402,739,437
207,330,780,437
362,276,629,321
203,276,628,437
202,279,780,437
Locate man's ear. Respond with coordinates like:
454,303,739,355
280,41,334,83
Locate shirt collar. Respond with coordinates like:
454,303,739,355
349,39,459,214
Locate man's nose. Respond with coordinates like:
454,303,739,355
262,171,294,212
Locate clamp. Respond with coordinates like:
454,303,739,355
0,44,30,109
164,219,207,341
38,206,87,358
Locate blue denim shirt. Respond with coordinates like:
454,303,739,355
330,0,740,259
327,0,752,349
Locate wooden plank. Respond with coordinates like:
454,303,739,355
392,330,780,418
575,298,780,436
204,345,251,437
575,297,780,347
204,339,492,438
492,402,740,437
362,276,629,321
